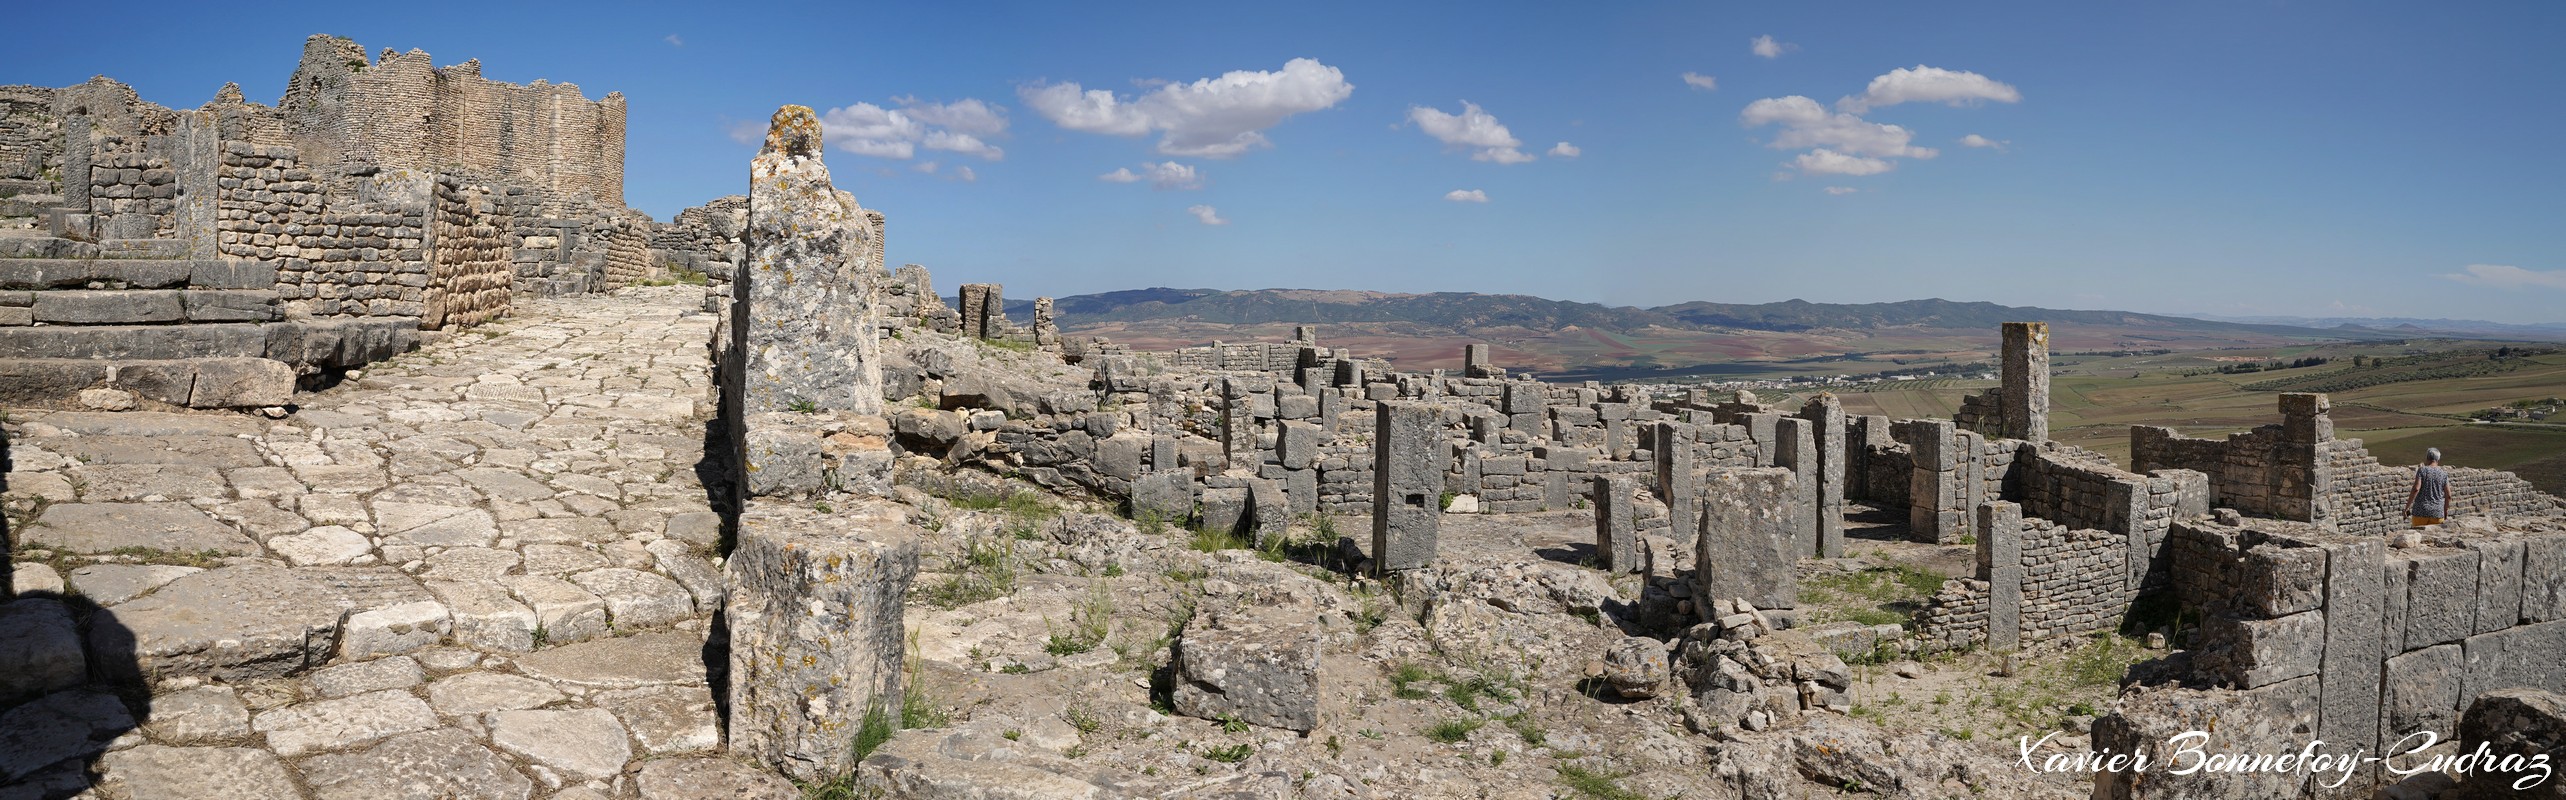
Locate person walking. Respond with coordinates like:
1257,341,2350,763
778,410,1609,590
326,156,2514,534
2407,447,2456,528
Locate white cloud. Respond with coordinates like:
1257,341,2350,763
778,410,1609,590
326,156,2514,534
1409,101,1535,164
952,166,977,182
913,160,939,173
1548,142,1580,158
806,98,1010,161
1958,133,2010,152
1750,35,1795,59
1444,189,1489,203
1841,65,2021,113
1098,161,1203,190
664,34,683,47
1021,58,1353,158
2443,264,2566,291
1187,205,1228,226
1741,96,1936,159
1681,72,1719,91
1824,186,1859,195
1794,149,1893,176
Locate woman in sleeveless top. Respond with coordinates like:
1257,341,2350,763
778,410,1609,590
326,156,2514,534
2407,447,2454,528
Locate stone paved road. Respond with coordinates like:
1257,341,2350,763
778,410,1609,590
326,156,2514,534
2,287,796,799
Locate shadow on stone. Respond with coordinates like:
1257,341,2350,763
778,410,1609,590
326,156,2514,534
1,592,152,798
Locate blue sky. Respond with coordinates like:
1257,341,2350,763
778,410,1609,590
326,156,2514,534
8,1,2562,322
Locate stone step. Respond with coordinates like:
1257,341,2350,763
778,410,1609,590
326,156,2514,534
0,258,272,290
0,316,416,371
99,239,191,259
7,289,279,326
0,356,296,408
0,178,50,195
0,237,101,260
0,193,61,217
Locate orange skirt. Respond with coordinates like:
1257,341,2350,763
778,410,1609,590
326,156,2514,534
2411,516,2442,527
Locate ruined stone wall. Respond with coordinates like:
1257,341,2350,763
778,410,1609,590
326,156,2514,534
422,174,512,329
599,215,653,290
2116,514,2566,796
279,36,625,211
86,149,177,238
0,85,58,180
2019,518,2137,640
2327,439,2563,535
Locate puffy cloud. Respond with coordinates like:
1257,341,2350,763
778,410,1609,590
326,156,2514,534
805,97,1010,161
1750,35,1794,59
1098,161,1203,190
1681,72,1719,91
1824,186,1859,195
1842,65,2021,113
1408,101,1535,164
664,34,683,47
1958,133,2010,152
2443,264,2566,291
1187,205,1228,226
1741,96,1936,160
1444,189,1489,203
1548,142,1580,158
1021,58,1354,158
1794,149,1893,176
953,166,977,183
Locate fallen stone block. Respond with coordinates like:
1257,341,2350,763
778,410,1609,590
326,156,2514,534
1172,601,1321,732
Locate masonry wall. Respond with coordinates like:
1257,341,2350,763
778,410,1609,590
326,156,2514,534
2327,439,2563,535
423,174,512,329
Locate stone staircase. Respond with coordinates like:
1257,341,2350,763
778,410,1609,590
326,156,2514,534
0,234,417,408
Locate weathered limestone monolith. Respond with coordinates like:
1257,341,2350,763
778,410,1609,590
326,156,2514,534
1594,475,1643,574
1463,343,1493,378
1797,395,1848,557
726,501,921,782
2000,322,2050,442
1976,501,2023,652
1372,401,1448,574
731,105,882,418
1696,468,1798,612
1773,417,1820,558
1655,420,1699,536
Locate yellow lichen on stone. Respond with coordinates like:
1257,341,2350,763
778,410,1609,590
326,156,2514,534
763,105,823,159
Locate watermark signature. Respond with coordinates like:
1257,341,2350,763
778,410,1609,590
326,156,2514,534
2018,730,2554,791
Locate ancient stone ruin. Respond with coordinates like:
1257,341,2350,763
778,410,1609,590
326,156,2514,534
4,44,2566,800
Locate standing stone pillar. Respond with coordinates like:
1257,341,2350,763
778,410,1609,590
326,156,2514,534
1463,344,1491,378
171,111,221,260
2276,393,2335,524
2000,322,2051,442
58,113,93,237
727,502,921,782
1908,419,1962,543
1655,420,1699,536
957,284,992,339
731,105,883,418
1032,296,1060,350
1502,382,1543,433
862,209,886,273
1773,417,1820,558
1372,401,1448,574
2319,536,2384,771
1798,395,1848,558
1696,468,1798,612
1976,501,2023,652
1594,476,1642,574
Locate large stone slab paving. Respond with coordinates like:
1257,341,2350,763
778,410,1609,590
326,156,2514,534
144,686,251,744
27,502,259,555
490,707,633,782
597,684,721,756
515,630,708,690
97,745,300,800
425,671,565,716
65,463,227,502
0,598,85,703
307,655,424,698
250,688,439,756
339,600,451,661
0,688,134,782
637,757,797,800
94,563,348,682
299,728,533,800
40,433,265,468
504,575,611,644
570,567,693,629
424,579,537,653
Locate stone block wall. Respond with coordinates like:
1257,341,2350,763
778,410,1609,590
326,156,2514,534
2128,514,2566,795
2328,439,2563,535
0,84,57,180
422,174,512,329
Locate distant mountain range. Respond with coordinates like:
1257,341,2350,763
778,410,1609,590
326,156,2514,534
2190,314,2566,342
993,288,2392,340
